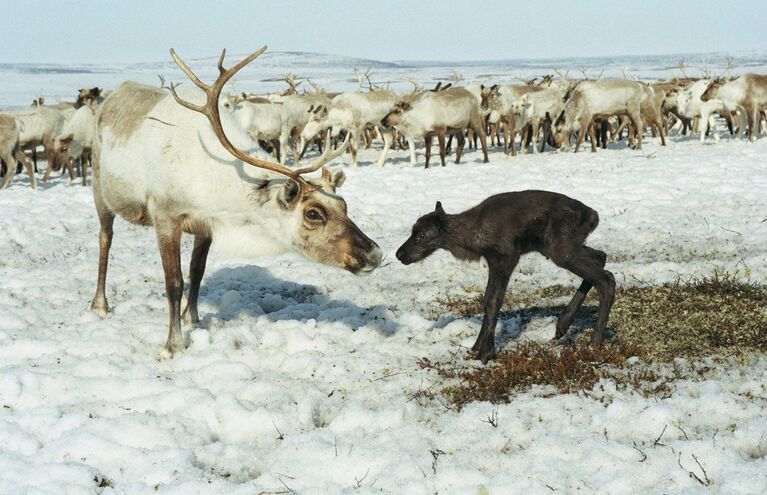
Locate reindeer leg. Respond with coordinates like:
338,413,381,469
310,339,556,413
445,134,453,155
574,124,587,153
377,130,391,167
455,132,465,164
90,178,115,316
65,157,75,182
424,135,432,169
0,151,16,189
16,150,36,190
154,216,185,356
437,131,446,167
472,254,518,363
408,137,417,165
182,235,212,324
587,122,597,153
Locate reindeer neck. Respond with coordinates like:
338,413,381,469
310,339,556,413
442,212,482,261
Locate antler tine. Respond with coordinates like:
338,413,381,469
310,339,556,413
170,47,324,193
170,49,207,91
293,133,351,175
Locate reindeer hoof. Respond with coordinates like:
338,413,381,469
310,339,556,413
89,298,110,316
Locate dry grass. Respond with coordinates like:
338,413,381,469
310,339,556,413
422,272,767,409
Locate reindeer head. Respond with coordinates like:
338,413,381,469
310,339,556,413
74,87,102,109
479,84,500,112
700,78,726,102
300,104,330,142
168,47,382,275
380,100,413,129
396,202,447,265
250,167,382,273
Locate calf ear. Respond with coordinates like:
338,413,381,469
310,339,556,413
59,133,75,145
277,179,301,209
321,167,346,192
435,201,445,215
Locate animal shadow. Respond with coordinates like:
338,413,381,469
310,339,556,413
199,265,399,336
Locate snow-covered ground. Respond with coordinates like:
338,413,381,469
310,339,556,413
1,53,767,494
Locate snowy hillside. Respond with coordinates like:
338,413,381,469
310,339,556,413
0,52,766,494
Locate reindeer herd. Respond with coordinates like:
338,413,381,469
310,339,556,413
2,56,766,190
0,47,765,361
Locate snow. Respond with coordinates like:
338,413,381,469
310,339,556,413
1,54,767,494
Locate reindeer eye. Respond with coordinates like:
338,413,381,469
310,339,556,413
61,145,68,151
305,208,324,222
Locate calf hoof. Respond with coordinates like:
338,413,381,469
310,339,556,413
471,347,497,364
160,338,187,359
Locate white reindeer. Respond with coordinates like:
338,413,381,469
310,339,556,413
8,106,65,180
553,80,645,152
300,90,399,167
222,94,283,160
278,93,331,164
51,103,99,185
379,87,488,167
0,115,36,189
701,73,767,142
90,47,382,356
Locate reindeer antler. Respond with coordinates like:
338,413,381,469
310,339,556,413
721,56,734,78
676,58,689,79
169,47,349,194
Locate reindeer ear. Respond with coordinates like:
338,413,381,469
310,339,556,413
321,167,346,192
307,104,315,113
59,133,75,145
277,179,301,209
480,84,485,90
435,201,445,215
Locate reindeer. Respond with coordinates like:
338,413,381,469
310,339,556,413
222,94,283,161
480,84,545,156
278,93,332,164
701,73,767,142
8,106,65,179
396,191,615,363
0,115,37,189
50,102,99,186
511,87,566,154
553,80,645,152
90,47,382,356
379,87,489,168
300,90,399,167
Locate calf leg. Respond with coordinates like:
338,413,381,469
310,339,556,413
554,246,615,345
554,247,607,340
182,235,212,324
424,135,432,168
472,254,518,363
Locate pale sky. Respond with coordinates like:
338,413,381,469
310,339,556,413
4,0,765,64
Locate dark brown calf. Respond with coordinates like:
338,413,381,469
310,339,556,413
396,191,615,363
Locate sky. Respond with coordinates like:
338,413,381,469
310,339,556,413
3,0,766,64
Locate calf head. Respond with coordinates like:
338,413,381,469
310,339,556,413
396,202,447,265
